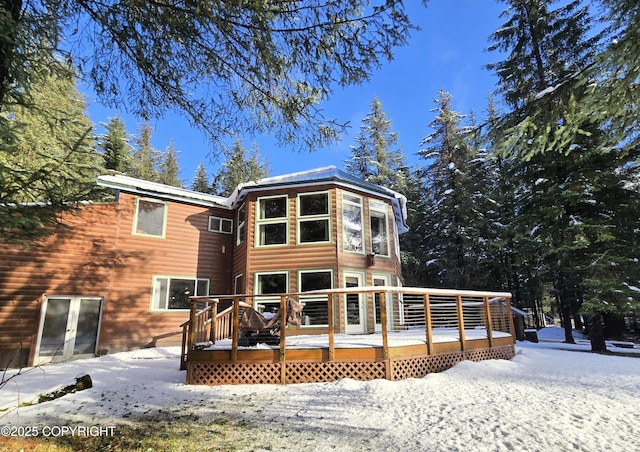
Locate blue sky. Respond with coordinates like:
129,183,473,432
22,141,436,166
85,1,506,183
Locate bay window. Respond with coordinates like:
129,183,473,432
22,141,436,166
299,270,333,326
256,195,288,246
342,193,364,253
370,199,390,256
298,192,330,244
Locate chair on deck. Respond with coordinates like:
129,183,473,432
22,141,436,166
238,297,303,346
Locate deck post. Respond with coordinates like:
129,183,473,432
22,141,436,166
210,298,219,344
231,296,240,361
423,294,433,355
483,296,494,347
505,296,516,344
328,293,335,361
188,298,197,352
380,292,391,380
456,294,466,351
380,291,389,359
280,295,287,383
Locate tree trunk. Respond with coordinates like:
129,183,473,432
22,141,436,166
589,313,607,352
556,273,575,343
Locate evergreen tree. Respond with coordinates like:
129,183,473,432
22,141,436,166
486,0,599,160
191,163,211,193
399,170,428,287
100,114,133,174
131,121,161,182
345,96,408,193
0,0,416,239
158,140,183,187
0,1,415,151
487,0,640,349
212,140,269,196
416,90,490,289
0,66,104,241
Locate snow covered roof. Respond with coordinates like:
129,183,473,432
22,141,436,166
97,174,229,208
97,167,409,234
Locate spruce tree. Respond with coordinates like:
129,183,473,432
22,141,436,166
416,90,490,289
100,114,133,174
191,163,211,193
131,120,161,182
0,66,104,241
212,140,269,196
158,140,183,187
487,0,640,349
345,96,407,194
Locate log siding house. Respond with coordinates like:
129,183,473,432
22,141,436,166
0,166,408,368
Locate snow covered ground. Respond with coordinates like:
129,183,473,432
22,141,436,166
1,326,639,451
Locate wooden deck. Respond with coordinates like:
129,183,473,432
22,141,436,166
182,287,516,385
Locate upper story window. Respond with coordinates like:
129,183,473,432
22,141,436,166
208,216,233,234
151,276,209,310
236,203,247,245
297,192,330,244
256,195,288,246
133,198,166,238
370,199,390,256
342,193,364,253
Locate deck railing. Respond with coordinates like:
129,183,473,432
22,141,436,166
181,287,515,369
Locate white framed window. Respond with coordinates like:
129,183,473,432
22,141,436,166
299,269,333,327
369,199,390,256
256,195,288,246
297,191,330,244
133,198,167,238
254,271,288,313
236,203,247,245
151,276,210,311
208,216,233,234
342,192,364,253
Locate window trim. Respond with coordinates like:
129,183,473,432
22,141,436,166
369,199,391,257
254,271,289,312
208,216,233,234
297,191,331,245
341,192,365,254
132,197,167,238
234,273,244,295
150,275,210,312
236,203,247,246
255,194,289,247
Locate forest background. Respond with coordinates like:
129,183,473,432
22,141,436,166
1,0,639,351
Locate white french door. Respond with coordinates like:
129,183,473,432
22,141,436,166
344,272,366,334
373,274,393,332
35,296,102,365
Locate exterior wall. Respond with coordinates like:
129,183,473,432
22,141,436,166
0,175,404,367
97,193,233,354
0,202,120,367
0,193,234,367
238,184,402,334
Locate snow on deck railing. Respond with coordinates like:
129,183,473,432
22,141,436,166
182,287,515,367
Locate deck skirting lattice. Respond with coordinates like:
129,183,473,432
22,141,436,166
186,345,515,385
